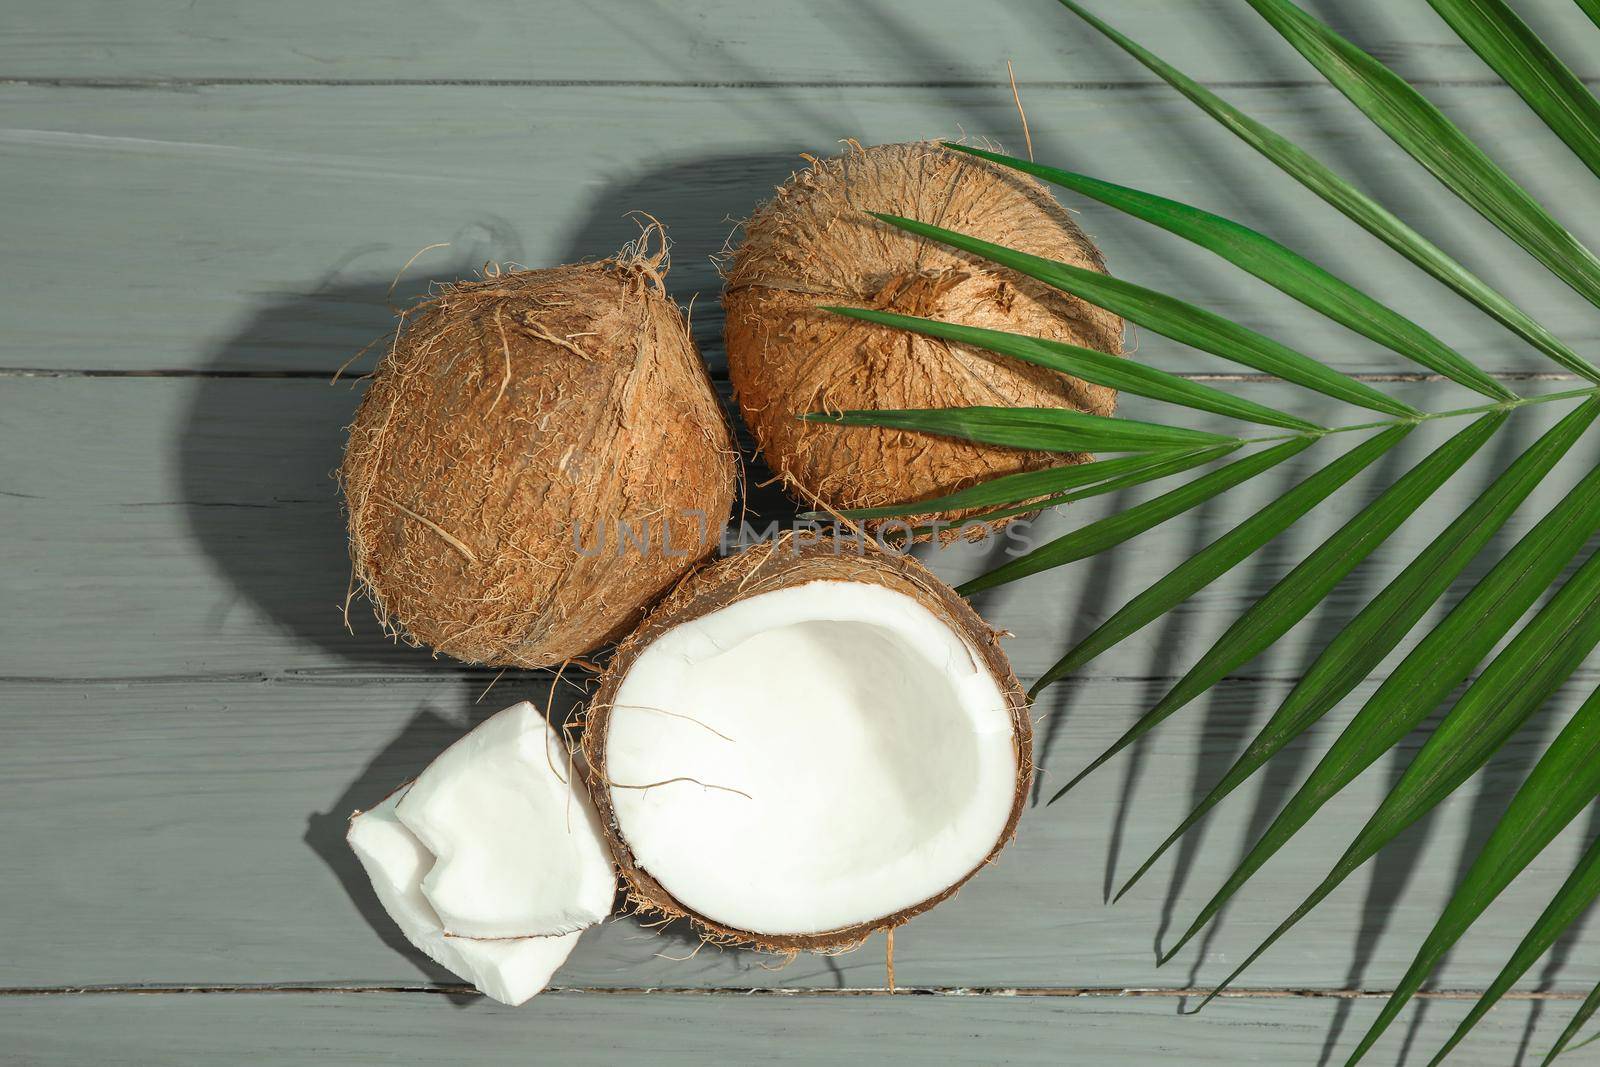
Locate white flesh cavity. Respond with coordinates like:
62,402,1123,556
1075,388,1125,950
394,701,616,938
346,787,580,1006
606,579,1018,936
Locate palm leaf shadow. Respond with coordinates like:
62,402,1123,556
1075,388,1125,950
1158,449,1316,979
1515,805,1600,1064
1120,490,1223,914
1013,484,1138,813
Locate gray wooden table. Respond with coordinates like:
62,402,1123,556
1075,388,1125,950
5,1,1600,1063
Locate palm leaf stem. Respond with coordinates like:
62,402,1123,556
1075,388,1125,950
1233,385,1599,446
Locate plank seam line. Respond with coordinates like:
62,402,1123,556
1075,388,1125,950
11,666,1599,687
0,672,1403,687
0,984,1589,1000
4,77,1595,90
0,368,1576,384
0,673,277,686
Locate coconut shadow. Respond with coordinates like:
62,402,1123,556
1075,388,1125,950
177,257,607,1002
180,148,857,990
302,702,473,1002
302,672,598,1007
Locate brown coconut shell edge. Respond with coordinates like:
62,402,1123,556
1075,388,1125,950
582,534,1034,954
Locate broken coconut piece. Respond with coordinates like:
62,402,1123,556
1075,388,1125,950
394,700,617,938
346,785,581,1005
585,536,1032,952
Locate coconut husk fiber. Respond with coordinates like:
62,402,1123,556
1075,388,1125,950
722,140,1124,536
341,234,737,668
583,534,1033,954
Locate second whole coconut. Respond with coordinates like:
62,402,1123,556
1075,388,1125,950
341,235,736,668
722,140,1124,533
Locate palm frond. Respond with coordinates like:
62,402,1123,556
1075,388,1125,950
1164,459,1600,968
802,447,1231,522
805,1,1600,1058
1245,0,1600,315
939,142,1514,401
1116,398,1600,901
930,447,1240,530
962,437,1311,595
1355,678,1600,1063
1426,0,1600,181
1029,426,1411,696
1431,824,1600,1064
1184,539,1600,1026
1063,412,1503,807
1052,0,1600,380
801,404,1239,453
823,307,1321,429
870,211,1421,417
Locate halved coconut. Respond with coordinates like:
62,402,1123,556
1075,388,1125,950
584,536,1031,951
347,784,581,1005
394,700,617,939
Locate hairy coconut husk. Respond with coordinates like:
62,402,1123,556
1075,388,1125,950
340,237,737,668
723,140,1124,536
583,534,1033,954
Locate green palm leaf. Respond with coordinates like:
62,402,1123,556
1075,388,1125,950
1245,0,1600,312
938,143,1514,402
807,2,1600,1056
1350,680,1600,1063
804,447,1233,522
1053,0,1600,381
822,306,1322,430
869,212,1421,418
1030,426,1410,697
1426,0,1600,181
924,446,1242,532
1192,542,1600,1011
1056,411,1503,805
1163,457,1600,965
1429,804,1600,1063
896,447,1254,543
960,438,1312,596
799,405,1237,453
1546,974,1600,1062
1116,398,1600,900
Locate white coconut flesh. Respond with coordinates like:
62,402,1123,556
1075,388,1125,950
393,701,617,938
346,787,581,1006
605,579,1018,936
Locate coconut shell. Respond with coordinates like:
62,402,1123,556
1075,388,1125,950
723,140,1124,533
340,246,736,668
583,534,1032,953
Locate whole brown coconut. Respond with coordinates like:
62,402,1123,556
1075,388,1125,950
584,534,1032,953
341,240,736,668
723,140,1123,531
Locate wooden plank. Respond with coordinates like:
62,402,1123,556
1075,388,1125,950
3,0,1599,87
4,83,1600,374
5,375,1599,680
8,3,1600,1056
0,988,1581,1067
2,672,1596,995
